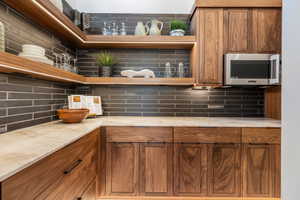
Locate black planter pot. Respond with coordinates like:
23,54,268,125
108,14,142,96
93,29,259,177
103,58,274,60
100,66,112,77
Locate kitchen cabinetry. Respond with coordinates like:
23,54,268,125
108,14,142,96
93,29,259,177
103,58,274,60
224,9,252,53
1,129,98,200
242,128,281,198
224,8,281,54
174,143,208,196
252,8,282,53
198,8,224,84
103,127,173,197
208,144,241,197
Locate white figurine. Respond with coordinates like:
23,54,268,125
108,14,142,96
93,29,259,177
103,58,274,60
121,69,156,78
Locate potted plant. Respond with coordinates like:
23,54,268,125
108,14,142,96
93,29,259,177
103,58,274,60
170,20,188,36
96,51,118,77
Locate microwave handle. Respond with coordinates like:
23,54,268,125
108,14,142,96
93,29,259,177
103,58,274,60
269,54,281,84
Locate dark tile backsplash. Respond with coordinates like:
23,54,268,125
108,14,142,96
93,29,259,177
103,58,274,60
92,86,265,117
77,48,191,77
86,13,191,35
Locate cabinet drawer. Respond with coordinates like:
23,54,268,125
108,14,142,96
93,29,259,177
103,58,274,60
174,128,241,143
35,146,97,200
242,128,281,144
2,129,98,200
106,127,173,143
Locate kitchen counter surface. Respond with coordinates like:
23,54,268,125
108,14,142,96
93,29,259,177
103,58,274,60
0,116,281,182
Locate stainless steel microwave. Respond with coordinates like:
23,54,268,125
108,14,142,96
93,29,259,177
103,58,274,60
225,54,281,85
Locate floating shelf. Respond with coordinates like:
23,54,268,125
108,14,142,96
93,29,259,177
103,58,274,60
0,52,195,86
0,52,85,83
86,77,195,86
84,35,196,49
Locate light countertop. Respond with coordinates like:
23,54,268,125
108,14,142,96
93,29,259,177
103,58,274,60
0,116,281,182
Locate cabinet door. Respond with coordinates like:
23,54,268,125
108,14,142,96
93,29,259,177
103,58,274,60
139,143,173,196
208,144,241,197
174,144,208,196
252,8,281,53
224,9,252,53
199,8,224,84
242,144,279,197
106,143,139,196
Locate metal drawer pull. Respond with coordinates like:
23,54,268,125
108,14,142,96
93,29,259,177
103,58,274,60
63,159,82,174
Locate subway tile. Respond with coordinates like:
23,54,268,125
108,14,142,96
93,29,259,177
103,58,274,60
8,106,51,115
7,117,52,132
0,83,32,92
0,114,33,125
0,100,33,108
34,111,55,119
8,93,51,100
0,92,7,99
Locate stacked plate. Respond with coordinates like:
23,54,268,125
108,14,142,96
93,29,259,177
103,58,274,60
19,44,54,65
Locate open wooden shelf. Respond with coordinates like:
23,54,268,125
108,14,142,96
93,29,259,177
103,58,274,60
4,0,196,49
0,52,85,83
84,35,196,49
0,52,195,86
86,77,194,86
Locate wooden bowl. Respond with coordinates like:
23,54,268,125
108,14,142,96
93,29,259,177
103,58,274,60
56,109,89,123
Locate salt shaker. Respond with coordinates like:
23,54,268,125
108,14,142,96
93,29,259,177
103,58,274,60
164,62,172,78
178,62,185,77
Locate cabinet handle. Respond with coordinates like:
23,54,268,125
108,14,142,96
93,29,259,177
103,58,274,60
64,159,82,174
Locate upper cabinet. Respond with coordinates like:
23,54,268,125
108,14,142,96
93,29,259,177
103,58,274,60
252,8,282,53
193,6,282,85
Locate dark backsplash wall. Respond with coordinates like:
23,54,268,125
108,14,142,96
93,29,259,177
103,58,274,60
0,2,78,133
86,13,191,35
77,48,191,77
92,86,264,117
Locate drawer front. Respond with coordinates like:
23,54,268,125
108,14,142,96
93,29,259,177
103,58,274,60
2,129,98,200
106,127,173,143
35,146,97,200
174,128,241,143
242,128,281,144
81,179,96,200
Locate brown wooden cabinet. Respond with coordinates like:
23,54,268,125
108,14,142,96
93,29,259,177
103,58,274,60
198,8,224,84
224,9,252,53
140,143,173,196
208,144,241,197
242,144,275,197
252,8,282,53
1,129,98,200
174,143,208,196
106,143,139,196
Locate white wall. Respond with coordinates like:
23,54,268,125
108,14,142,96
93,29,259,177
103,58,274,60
282,0,300,199
73,0,194,14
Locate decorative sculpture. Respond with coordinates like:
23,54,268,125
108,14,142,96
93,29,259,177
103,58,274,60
121,69,156,78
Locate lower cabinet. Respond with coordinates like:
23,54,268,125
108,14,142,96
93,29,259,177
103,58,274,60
1,129,98,200
242,144,280,198
174,144,208,196
208,144,241,197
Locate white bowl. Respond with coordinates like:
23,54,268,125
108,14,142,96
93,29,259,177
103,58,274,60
19,54,54,65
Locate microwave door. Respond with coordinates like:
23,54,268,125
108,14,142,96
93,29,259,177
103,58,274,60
269,54,280,84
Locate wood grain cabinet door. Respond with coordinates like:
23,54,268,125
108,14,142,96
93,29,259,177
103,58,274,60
224,9,252,53
208,144,241,197
252,8,282,53
139,143,173,196
174,144,208,196
106,143,139,196
199,8,224,84
242,144,280,197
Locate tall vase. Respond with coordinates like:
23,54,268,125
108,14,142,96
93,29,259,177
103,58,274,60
0,21,5,52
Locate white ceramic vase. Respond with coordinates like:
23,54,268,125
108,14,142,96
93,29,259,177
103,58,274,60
147,19,164,35
134,22,149,36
